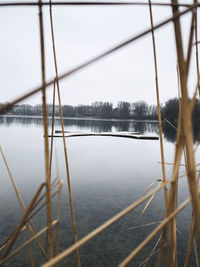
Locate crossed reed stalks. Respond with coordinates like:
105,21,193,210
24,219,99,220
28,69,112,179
0,1,200,266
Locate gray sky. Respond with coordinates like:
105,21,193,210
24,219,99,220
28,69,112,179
0,0,198,106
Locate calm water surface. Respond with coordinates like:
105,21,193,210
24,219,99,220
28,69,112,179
0,116,196,266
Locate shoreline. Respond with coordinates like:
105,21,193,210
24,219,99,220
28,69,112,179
0,114,159,123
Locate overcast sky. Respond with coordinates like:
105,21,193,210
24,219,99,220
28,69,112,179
0,0,198,107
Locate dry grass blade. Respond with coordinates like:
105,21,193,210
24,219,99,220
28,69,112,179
140,166,172,219
0,145,47,259
0,180,61,257
143,181,156,195
126,221,161,231
40,182,170,267
31,178,60,212
157,161,185,166
138,234,162,267
118,196,191,267
0,225,28,252
0,220,58,265
25,180,63,224
114,177,168,243
0,183,45,261
165,119,177,130
139,194,156,218
141,243,167,267
113,214,130,243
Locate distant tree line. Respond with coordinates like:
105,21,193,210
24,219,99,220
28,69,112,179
0,100,157,120
1,98,200,122
162,97,200,125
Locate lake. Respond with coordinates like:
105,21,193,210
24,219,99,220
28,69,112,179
0,116,196,266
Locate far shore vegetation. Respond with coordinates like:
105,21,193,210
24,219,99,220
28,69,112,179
1,98,200,124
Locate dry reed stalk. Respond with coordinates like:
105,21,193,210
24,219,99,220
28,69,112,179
177,38,190,189
158,86,184,265
55,181,63,267
54,153,61,267
185,194,200,267
168,62,184,267
38,0,53,259
147,6,178,256
194,239,199,266
178,70,197,267
25,181,63,224
194,2,200,96
40,182,171,267
165,119,177,130
171,0,200,253
49,1,81,266
165,3,200,266
0,220,58,265
167,68,192,266
26,228,34,267
162,111,184,266
32,178,59,210
184,217,195,267
49,80,56,179
0,3,199,116
118,196,191,267
0,145,48,259
186,12,195,77
148,0,168,207
0,183,45,262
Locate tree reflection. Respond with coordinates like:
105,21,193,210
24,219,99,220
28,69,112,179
1,116,200,143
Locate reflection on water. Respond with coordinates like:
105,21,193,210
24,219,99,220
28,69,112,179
162,121,200,143
0,115,160,135
162,123,177,143
1,115,200,143
0,116,197,266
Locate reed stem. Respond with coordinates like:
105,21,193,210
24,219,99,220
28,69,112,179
49,1,81,265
